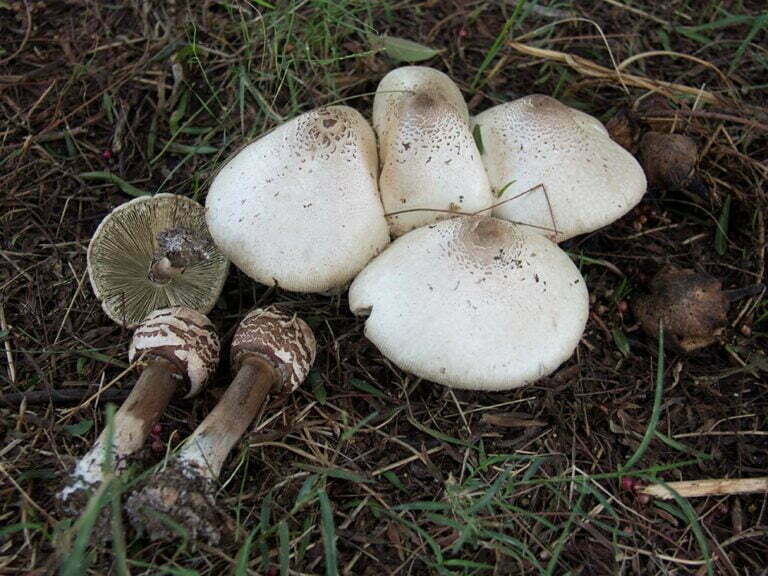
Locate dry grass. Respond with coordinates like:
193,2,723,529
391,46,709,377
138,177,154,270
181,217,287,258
1,1,767,574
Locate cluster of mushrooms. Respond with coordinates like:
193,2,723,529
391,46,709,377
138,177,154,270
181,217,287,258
62,66,651,544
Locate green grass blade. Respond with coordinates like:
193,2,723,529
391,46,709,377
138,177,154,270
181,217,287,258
110,478,130,576
60,480,112,576
79,171,148,197
622,325,664,471
318,489,337,576
715,195,731,255
278,520,290,576
235,529,257,576
471,0,527,89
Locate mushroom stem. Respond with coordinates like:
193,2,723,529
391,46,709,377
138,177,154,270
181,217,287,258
125,355,279,545
126,306,315,546
177,355,278,479
59,356,178,507
148,227,213,284
148,256,184,283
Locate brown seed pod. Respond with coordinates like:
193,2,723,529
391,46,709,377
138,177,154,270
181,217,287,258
633,267,728,352
605,108,640,153
638,132,699,192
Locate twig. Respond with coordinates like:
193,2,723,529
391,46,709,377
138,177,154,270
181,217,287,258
0,387,131,408
507,42,721,104
0,0,31,67
637,110,768,133
0,303,15,384
641,477,768,500
0,461,55,523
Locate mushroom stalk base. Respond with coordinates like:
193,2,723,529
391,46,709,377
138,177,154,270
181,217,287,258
148,256,184,283
59,357,178,512
126,356,278,544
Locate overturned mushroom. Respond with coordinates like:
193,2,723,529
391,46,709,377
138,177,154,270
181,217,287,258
632,266,764,352
58,307,219,514
88,193,229,328
372,66,493,236
126,307,316,545
472,95,647,242
349,216,588,390
206,106,390,293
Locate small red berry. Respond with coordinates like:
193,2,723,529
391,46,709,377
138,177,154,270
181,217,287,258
264,567,278,576
102,150,113,160
151,439,164,452
152,423,162,435
458,28,468,38
618,300,628,313
620,477,637,491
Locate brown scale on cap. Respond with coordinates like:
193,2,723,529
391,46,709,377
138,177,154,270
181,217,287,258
231,307,316,392
129,306,220,397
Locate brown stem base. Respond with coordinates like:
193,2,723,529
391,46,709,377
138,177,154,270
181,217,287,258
125,460,234,546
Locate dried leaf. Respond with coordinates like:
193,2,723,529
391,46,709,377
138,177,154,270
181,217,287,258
373,35,442,63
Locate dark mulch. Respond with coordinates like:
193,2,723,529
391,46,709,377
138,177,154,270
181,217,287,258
1,1,766,574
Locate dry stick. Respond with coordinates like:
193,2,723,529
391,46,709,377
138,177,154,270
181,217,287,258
506,42,721,105
0,387,131,408
641,477,768,500
637,110,768,133
0,303,15,384
384,183,561,237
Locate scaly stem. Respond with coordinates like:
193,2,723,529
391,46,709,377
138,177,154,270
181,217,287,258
61,356,178,500
177,355,278,480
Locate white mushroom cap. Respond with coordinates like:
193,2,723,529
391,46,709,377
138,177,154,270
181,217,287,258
129,306,220,397
87,194,229,328
231,307,317,393
205,106,390,293
372,66,468,135
472,95,647,242
373,67,494,237
349,216,588,390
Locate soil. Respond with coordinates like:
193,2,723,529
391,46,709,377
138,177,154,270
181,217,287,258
1,1,766,574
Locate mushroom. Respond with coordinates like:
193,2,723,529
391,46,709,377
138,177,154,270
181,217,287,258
205,106,390,293
632,266,764,352
58,307,219,513
349,216,588,390
126,306,316,544
88,193,229,328
373,65,469,130
372,66,493,237
471,95,647,242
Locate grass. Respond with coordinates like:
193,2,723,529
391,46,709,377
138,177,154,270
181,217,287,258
1,0,767,574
